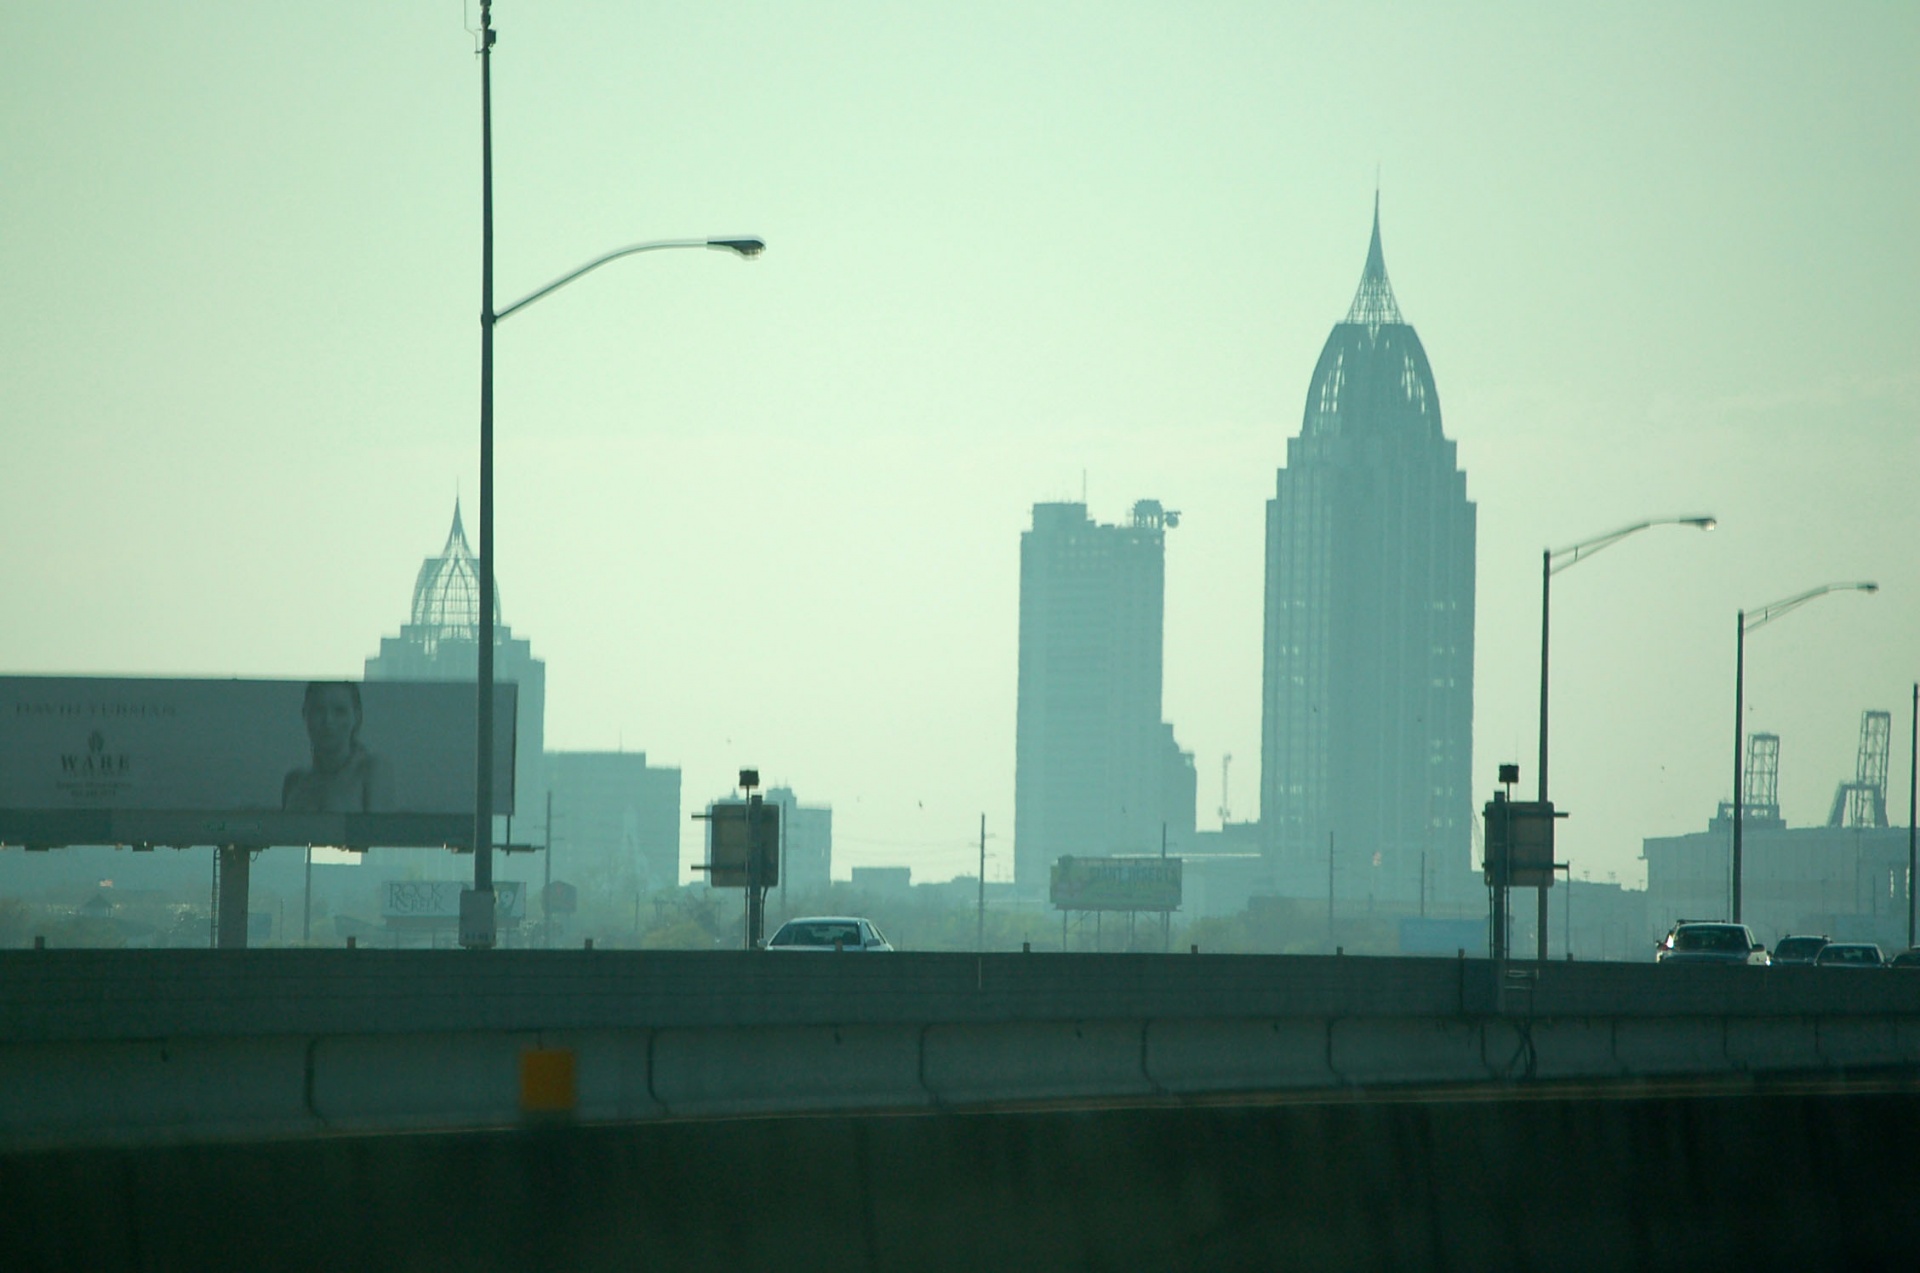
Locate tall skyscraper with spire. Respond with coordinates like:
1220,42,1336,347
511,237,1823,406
1260,202,1475,905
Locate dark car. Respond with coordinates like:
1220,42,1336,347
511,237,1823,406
1771,934,1830,966
1813,942,1885,968
1656,921,1769,965
1890,948,1920,969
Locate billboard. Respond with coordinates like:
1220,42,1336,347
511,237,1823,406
1049,855,1182,912
0,677,515,846
384,879,525,927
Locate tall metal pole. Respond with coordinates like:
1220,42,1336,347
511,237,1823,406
1908,681,1916,951
468,0,499,948
302,844,312,944
1732,611,1745,924
1538,548,1551,803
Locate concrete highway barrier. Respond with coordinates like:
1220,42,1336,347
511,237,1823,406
3,949,1919,1148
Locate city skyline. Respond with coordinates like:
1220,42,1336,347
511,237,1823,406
1,3,1915,891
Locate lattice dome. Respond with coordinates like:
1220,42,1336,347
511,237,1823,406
1299,198,1442,442
409,501,501,638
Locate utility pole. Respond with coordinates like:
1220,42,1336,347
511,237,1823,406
1909,682,1917,950
977,813,986,953
1327,831,1335,948
543,790,553,950
1161,822,1171,951
1565,863,1573,960
302,843,313,944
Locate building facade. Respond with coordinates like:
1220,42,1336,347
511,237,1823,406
765,785,832,898
1643,821,1914,952
364,504,547,831
544,751,681,900
1014,499,1197,893
1260,203,1476,906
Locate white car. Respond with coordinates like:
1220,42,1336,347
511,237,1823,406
1655,921,1770,965
764,916,894,951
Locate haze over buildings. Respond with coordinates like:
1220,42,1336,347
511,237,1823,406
1,4,1915,892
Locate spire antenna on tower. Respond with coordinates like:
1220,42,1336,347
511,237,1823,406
1345,193,1403,332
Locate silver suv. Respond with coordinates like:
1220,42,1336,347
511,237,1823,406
1656,921,1770,965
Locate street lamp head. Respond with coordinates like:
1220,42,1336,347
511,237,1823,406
1685,516,1717,531
707,237,766,258
1858,581,1880,594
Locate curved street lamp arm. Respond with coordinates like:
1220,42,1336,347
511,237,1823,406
1743,581,1878,633
1548,515,1717,576
495,236,765,322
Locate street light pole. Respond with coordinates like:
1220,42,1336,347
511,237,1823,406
462,4,763,948
470,0,498,947
1731,581,1879,923
1532,516,1713,963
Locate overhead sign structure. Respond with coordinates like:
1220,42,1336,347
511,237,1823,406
704,799,781,889
1050,856,1183,912
0,676,516,848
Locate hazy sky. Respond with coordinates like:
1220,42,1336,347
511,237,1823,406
3,2,1915,890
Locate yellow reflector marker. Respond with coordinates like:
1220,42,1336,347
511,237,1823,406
520,1047,577,1114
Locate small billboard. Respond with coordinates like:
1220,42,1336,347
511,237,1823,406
704,799,781,888
0,676,515,847
1050,855,1182,912
1482,797,1559,888
383,879,525,928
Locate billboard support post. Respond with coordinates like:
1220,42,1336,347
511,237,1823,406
215,846,250,949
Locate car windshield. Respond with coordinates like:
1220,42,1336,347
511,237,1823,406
772,921,864,947
1675,926,1749,953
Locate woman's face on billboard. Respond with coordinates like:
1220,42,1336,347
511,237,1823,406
304,685,358,761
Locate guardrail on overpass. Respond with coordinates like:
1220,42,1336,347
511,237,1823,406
4,949,1918,1148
